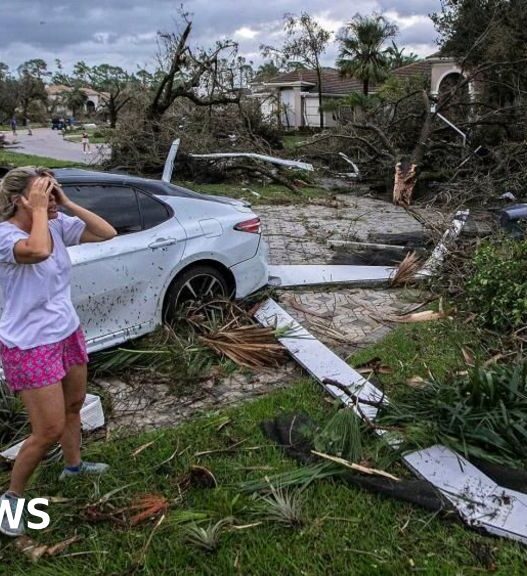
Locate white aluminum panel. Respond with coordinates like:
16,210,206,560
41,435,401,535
254,298,384,420
404,445,527,544
267,265,395,288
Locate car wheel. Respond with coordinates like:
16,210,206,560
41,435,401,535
163,264,230,323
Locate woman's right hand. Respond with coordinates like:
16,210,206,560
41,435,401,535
20,177,53,213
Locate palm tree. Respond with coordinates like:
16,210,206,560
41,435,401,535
255,62,281,82
62,88,88,118
387,42,420,70
337,14,397,96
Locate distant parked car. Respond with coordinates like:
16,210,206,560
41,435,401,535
51,118,64,130
0,169,269,355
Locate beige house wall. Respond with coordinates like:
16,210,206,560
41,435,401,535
430,61,464,95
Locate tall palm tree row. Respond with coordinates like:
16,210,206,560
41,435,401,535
337,15,398,96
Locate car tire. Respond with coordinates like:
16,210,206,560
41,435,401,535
163,264,230,323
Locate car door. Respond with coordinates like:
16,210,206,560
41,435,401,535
63,183,187,352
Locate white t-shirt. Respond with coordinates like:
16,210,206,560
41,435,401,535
0,213,86,349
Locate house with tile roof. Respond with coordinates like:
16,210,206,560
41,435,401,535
45,85,109,117
250,55,468,129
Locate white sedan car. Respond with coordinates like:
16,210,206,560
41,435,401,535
20,169,268,353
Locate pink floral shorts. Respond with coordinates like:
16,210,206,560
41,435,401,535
0,327,88,392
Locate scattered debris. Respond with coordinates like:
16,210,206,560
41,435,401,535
161,138,181,182
189,153,314,172
255,298,527,545
311,451,400,481
254,299,382,421
390,251,422,287
383,310,448,323
354,358,393,375
418,210,469,277
337,152,360,179
84,493,168,527
405,445,527,545
14,534,81,562
183,465,218,489
241,187,261,198
280,294,333,319
405,376,428,389
198,324,285,369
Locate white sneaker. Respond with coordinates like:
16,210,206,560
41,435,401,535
59,461,109,480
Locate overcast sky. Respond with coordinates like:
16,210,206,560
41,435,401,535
0,0,442,74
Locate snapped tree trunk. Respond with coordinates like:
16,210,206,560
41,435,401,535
393,91,432,207
392,162,418,207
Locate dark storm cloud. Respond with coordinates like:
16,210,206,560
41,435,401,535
0,0,442,72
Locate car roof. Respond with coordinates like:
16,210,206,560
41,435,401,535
54,168,196,198
53,168,248,207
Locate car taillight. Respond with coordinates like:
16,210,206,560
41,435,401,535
234,217,261,234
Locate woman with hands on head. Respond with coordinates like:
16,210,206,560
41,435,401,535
0,167,117,537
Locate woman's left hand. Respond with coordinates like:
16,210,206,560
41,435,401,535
50,180,71,207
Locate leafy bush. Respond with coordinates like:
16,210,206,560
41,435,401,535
381,364,527,466
465,239,527,330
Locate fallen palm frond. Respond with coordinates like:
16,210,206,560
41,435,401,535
380,363,527,465
90,326,214,383
199,325,286,369
91,298,287,377
390,251,422,287
188,298,287,369
241,462,339,493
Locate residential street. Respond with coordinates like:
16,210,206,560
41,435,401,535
3,127,110,164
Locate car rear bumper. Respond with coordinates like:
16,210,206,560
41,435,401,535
230,237,269,298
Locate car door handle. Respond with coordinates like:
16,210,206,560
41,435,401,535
149,238,176,249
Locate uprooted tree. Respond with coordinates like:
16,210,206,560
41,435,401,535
110,14,244,173
272,2,527,205
298,1,527,206
110,14,297,188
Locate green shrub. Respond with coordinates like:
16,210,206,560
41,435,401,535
465,239,527,330
381,364,527,466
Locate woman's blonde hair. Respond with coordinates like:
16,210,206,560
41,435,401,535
0,166,52,221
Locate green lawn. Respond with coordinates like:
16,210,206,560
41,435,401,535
1,320,525,575
0,150,80,169
177,181,328,205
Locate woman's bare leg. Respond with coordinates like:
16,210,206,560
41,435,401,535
9,383,65,495
59,364,87,467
